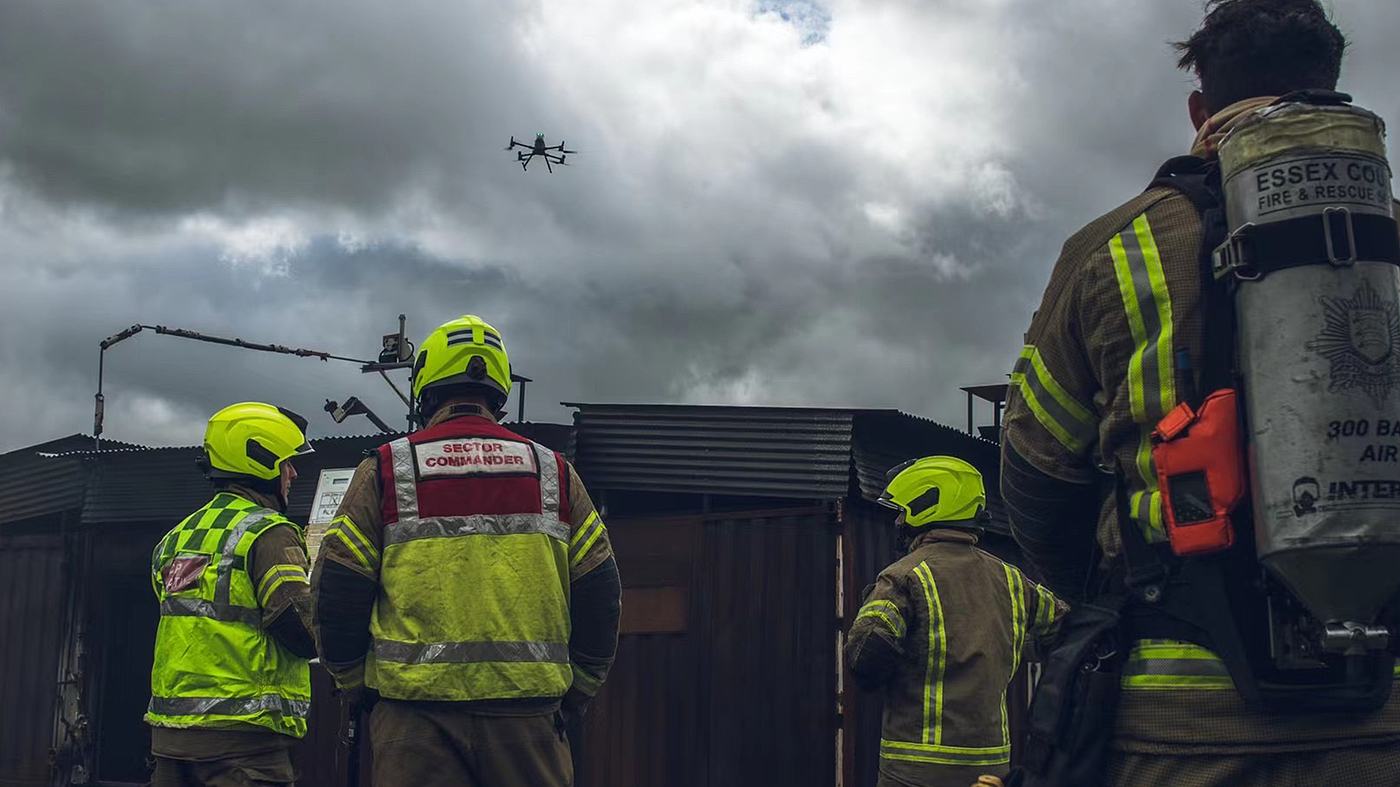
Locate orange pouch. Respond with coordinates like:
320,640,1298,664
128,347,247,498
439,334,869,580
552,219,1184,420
1150,389,1246,556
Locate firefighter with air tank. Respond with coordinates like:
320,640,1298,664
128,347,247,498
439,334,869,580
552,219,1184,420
1003,1,1400,785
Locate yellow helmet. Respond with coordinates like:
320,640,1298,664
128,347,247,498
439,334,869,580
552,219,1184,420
878,456,986,528
203,402,313,481
412,315,512,405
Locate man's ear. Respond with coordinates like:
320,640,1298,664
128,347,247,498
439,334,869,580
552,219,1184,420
1189,90,1210,131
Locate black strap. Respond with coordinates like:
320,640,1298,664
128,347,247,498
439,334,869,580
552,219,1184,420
1108,467,1168,603
1216,211,1400,278
1147,157,1235,400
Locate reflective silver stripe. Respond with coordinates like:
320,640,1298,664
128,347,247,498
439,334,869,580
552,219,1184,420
390,438,418,520
535,443,560,516
1110,215,1176,540
1122,657,1231,678
373,638,569,665
214,510,273,605
257,566,309,607
1011,348,1097,453
159,597,261,627
384,514,570,546
148,693,310,719
329,516,380,569
383,439,566,542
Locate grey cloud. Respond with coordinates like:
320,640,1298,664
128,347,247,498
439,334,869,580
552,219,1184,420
3,0,1400,453
0,0,541,216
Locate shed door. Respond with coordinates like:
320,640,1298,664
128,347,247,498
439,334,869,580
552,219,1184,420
574,505,836,787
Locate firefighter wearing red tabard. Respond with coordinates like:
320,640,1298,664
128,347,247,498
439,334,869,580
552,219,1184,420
310,315,621,787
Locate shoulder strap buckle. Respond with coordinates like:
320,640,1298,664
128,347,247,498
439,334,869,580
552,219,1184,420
1212,223,1261,281
1324,207,1359,267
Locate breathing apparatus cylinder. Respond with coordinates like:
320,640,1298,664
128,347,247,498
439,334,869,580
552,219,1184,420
1217,94,1400,653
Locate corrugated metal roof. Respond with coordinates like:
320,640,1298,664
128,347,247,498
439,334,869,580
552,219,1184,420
850,411,1000,500
3,410,1003,527
568,404,857,499
567,404,1002,508
24,423,574,527
0,435,99,526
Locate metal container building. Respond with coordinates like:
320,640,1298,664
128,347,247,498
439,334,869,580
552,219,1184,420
0,403,1032,787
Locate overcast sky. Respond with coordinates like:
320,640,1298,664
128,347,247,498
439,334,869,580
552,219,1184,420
2,0,1398,452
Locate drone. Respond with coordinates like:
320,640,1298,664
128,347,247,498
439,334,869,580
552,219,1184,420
506,133,576,173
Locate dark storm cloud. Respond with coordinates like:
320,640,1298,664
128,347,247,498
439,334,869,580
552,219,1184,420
3,0,1399,452
0,0,542,215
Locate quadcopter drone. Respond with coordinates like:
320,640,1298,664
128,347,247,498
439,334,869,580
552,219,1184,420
507,133,576,173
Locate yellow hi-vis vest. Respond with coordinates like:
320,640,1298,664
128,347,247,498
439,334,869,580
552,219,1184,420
366,422,573,701
146,492,311,736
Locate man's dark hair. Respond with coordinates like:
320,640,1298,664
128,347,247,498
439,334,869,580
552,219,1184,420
1175,0,1348,114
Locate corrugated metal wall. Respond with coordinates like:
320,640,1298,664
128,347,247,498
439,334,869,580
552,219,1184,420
575,505,837,787
0,531,67,787
698,508,837,787
842,500,897,787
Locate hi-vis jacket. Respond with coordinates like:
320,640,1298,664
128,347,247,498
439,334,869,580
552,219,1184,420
147,492,312,737
845,529,1065,772
311,406,619,705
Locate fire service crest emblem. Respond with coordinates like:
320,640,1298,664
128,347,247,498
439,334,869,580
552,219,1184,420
1308,278,1400,406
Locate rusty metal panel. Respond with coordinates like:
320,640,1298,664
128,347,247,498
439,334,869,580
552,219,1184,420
0,532,66,787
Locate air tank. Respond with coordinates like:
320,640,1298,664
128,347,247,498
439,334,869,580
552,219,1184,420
1220,97,1400,632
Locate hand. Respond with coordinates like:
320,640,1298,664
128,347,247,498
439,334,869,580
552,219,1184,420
560,686,592,728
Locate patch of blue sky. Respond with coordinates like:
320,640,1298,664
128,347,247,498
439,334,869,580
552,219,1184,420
753,0,831,46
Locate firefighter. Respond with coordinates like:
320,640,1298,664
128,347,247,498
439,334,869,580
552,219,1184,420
1001,1,1400,785
845,456,1065,787
310,314,622,787
146,403,317,787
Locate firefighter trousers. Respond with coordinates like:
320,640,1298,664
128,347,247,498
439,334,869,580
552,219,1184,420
368,699,573,787
1106,741,1400,786
149,750,296,787
1105,686,1400,787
